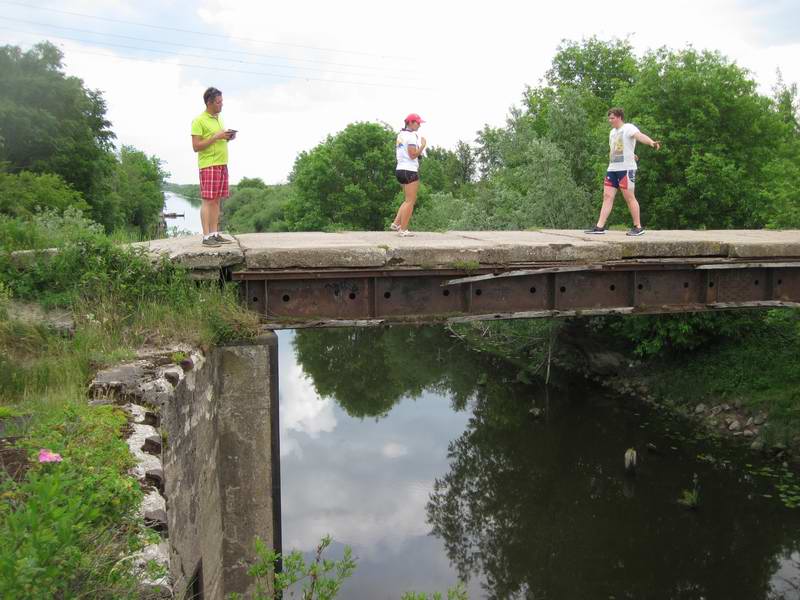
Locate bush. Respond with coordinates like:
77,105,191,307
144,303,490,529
0,207,103,253
0,171,88,218
596,311,762,357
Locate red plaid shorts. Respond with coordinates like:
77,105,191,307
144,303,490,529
199,165,229,200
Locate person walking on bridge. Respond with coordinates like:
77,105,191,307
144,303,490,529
390,113,426,237
585,107,660,237
191,87,236,247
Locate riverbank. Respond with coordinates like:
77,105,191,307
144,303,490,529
552,310,800,458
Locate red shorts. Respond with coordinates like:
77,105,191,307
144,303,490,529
199,165,229,200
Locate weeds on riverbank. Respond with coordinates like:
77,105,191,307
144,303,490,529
0,212,260,595
231,535,356,600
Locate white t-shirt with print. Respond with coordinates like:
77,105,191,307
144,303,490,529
608,123,640,171
396,129,420,171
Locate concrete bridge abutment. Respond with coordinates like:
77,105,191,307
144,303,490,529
163,332,280,599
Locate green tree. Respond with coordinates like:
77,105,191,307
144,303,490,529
285,122,396,231
0,42,115,226
237,176,268,190
546,36,638,107
222,184,293,233
616,47,790,229
105,146,168,235
762,75,800,228
419,144,476,195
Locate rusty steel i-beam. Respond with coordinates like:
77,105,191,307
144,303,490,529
233,259,800,328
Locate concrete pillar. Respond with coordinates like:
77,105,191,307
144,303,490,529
214,332,279,597
164,332,280,600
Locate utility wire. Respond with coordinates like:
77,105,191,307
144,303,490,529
1,0,407,61
1,25,423,84
56,46,436,92
0,15,418,76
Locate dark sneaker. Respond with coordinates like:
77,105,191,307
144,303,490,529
201,236,221,247
584,226,607,234
212,233,234,244
626,226,646,237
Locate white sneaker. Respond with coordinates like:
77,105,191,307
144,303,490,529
398,229,414,237
390,223,400,231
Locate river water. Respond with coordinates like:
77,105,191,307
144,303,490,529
277,326,800,600
162,191,202,235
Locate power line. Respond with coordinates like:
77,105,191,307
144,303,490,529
0,15,419,76
1,0,407,61
1,25,424,84
55,46,436,92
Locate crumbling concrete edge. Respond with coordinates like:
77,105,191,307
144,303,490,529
88,347,200,598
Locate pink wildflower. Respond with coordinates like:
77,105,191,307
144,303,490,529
38,449,63,463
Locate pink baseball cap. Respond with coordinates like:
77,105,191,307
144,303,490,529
404,113,424,124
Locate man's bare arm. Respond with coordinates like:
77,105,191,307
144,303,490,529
633,131,661,150
191,130,231,153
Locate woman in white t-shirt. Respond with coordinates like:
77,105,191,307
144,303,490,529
390,113,426,237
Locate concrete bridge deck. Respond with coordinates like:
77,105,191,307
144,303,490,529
143,230,800,326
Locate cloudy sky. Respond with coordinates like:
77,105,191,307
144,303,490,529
4,0,799,184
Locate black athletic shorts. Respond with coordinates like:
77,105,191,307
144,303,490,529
395,169,420,185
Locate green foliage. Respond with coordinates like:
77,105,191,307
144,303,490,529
1,225,189,309
0,171,87,218
0,42,115,225
615,47,794,229
638,309,800,444
230,535,356,600
677,473,701,509
285,122,397,231
103,145,169,235
0,403,145,598
0,207,104,253
400,584,468,600
237,176,268,189
222,183,293,233
599,311,759,357
203,285,261,345
546,36,638,106
419,144,475,195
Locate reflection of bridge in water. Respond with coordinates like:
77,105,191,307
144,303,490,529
145,230,800,326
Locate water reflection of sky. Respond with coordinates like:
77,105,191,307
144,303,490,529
277,330,481,597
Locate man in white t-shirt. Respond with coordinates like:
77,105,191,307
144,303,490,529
585,107,661,236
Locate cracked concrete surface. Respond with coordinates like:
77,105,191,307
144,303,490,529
141,230,800,273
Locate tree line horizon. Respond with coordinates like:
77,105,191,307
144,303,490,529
1,36,798,242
